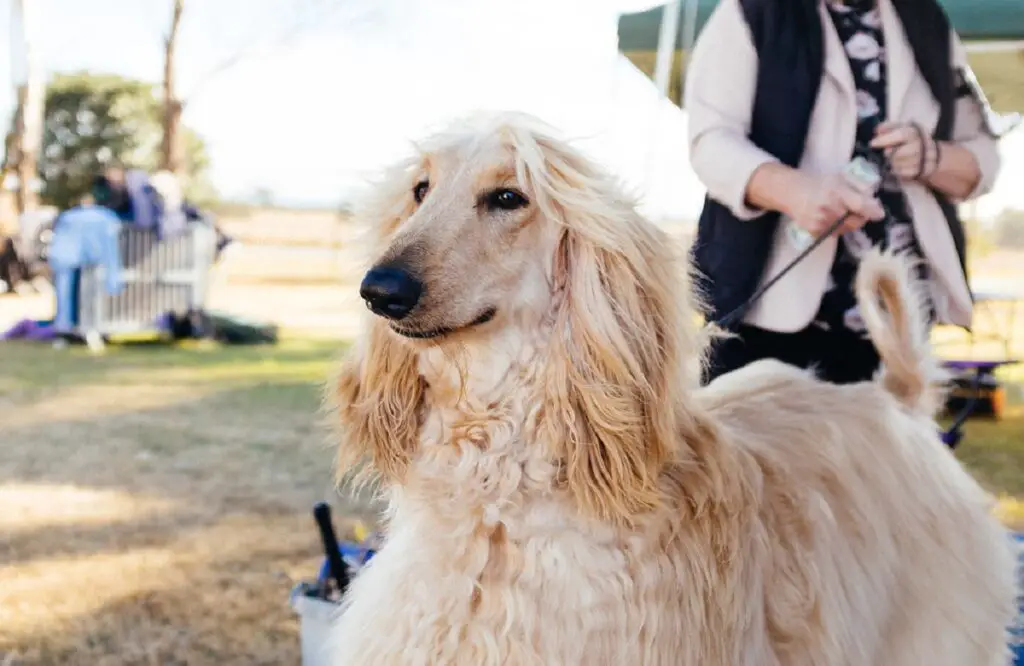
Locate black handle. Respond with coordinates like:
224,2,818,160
313,501,350,595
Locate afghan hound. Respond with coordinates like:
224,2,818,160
326,112,1017,665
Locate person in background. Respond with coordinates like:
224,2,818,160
150,170,188,238
686,0,1002,385
48,192,123,350
123,168,159,231
0,235,30,294
92,166,134,221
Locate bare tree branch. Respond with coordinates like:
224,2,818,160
161,0,186,175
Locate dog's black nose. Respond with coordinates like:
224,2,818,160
359,266,423,320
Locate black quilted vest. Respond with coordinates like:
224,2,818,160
693,0,966,327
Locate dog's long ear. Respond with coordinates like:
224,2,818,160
331,317,423,485
330,156,425,486
531,140,704,526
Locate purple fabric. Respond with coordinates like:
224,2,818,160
2,318,56,341
942,359,1015,372
156,312,175,333
940,428,963,449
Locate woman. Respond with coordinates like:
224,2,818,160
92,167,134,221
686,0,1002,384
48,192,123,350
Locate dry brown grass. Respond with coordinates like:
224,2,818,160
0,340,377,665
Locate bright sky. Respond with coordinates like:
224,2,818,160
1,0,1018,220
1,0,711,217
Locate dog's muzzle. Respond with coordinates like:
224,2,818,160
359,266,423,320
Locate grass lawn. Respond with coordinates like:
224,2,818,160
0,338,1021,664
0,339,368,665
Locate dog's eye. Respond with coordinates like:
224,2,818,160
413,181,429,204
485,188,529,212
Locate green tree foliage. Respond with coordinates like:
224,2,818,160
40,72,215,210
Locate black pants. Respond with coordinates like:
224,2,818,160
704,323,881,386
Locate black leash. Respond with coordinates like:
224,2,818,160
712,211,853,329
705,147,972,448
712,140,892,329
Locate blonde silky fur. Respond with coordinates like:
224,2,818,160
327,113,1017,666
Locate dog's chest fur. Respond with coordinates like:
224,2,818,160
329,335,737,665
330,477,726,666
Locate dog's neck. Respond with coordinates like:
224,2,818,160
381,306,727,539
416,321,551,412
388,318,561,520
414,292,561,411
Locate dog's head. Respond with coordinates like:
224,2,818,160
353,116,563,344
334,113,707,524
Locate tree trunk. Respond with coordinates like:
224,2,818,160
12,0,45,213
1,92,23,186
162,0,186,176
0,98,22,232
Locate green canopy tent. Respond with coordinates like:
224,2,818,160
620,0,1024,48
619,0,1024,109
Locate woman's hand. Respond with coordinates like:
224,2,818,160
870,122,938,181
871,122,984,199
785,171,885,236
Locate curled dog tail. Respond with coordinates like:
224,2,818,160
855,249,945,415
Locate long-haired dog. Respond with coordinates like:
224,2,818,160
328,113,1017,665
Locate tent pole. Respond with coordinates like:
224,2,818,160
645,1,685,219
654,0,682,98
679,0,699,105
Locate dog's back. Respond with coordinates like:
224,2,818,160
700,251,1017,664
